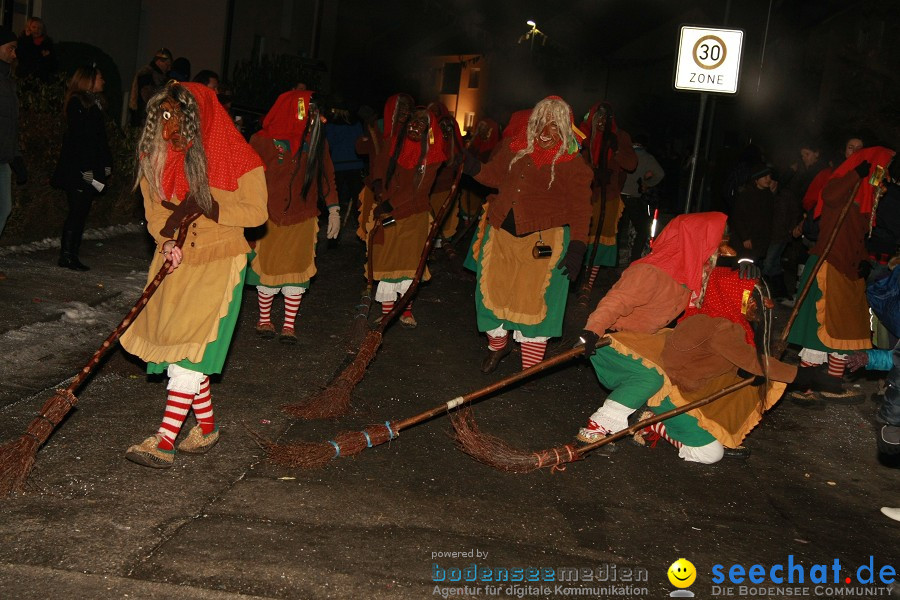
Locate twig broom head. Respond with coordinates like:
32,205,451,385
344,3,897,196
451,408,582,474
260,423,397,469
281,330,383,419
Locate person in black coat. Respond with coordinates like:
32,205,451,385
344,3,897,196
52,65,112,270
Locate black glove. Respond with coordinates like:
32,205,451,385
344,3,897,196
854,160,871,180
579,330,600,359
858,260,872,280
373,199,393,219
737,258,761,280
736,368,766,386
607,132,618,152
11,156,27,185
159,195,218,237
561,240,587,282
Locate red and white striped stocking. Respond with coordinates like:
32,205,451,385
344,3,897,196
283,292,302,332
157,389,193,450
192,376,215,435
402,300,413,318
520,341,547,370
587,266,600,288
827,353,847,379
487,331,509,351
647,422,683,449
257,290,275,326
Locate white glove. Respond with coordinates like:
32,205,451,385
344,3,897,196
82,170,105,192
327,205,340,239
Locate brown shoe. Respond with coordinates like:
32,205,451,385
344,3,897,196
399,314,417,329
125,434,175,468
256,321,276,339
279,326,298,344
177,425,220,454
480,339,512,374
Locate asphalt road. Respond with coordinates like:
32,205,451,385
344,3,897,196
0,223,897,600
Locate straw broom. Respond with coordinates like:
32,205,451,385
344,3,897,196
281,162,465,420
0,213,200,496
259,341,606,468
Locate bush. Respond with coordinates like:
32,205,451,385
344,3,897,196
2,75,139,246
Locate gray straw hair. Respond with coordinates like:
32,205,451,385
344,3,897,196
134,82,213,212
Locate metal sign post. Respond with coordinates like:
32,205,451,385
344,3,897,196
675,26,744,213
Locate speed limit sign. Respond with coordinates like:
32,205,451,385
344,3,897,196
674,26,744,94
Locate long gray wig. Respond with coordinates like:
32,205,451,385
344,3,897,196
133,82,214,213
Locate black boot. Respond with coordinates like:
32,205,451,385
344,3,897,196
58,229,90,271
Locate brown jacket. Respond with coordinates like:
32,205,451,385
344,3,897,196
585,263,691,335
250,135,338,226
811,169,868,279
371,150,441,220
474,145,594,243
143,167,269,264
662,314,796,393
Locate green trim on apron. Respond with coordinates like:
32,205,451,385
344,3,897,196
587,242,617,267
474,224,570,338
148,265,247,375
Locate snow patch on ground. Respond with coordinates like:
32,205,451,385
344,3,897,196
0,223,144,257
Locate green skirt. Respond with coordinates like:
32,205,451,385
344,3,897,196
786,255,830,351
587,242,617,267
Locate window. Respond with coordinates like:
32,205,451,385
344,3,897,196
468,68,480,88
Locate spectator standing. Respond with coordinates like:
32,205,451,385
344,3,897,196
619,134,665,263
15,17,56,82
51,65,113,271
729,164,775,262
129,48,173,126
0,29,23,246
192,70,220,91
168,57,191,82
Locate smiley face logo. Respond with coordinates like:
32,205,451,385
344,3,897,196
667,558,696,588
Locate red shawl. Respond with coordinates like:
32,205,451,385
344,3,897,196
818,146,895,217
383,93,414,142
634,212,728,295
257,90,314,154
396,110,446,169
578,101,618,169
161,82,263,200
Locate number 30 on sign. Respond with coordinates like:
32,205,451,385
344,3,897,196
674,26,744,94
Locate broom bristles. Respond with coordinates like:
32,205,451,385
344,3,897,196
265,422,398,469
281,331,383,419
451,409,582,473
0,435,40,497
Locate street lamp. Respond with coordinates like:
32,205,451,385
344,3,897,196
526,20,537,54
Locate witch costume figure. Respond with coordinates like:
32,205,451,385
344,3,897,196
120,81,267,468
